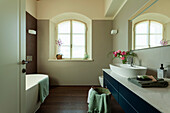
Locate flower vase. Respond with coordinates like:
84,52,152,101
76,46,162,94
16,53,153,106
58,46,61,54
122,60,126,64
56,46,62,59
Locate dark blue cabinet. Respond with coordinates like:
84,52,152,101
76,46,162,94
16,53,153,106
103,71,161,113
105,78,119,102
118,94,137,113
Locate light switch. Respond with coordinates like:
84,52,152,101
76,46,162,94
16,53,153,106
27,56,32,62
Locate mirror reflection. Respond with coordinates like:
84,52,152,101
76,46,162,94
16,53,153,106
131,0,170,50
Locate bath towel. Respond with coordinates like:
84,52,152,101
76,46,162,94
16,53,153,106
88,88,111,113
87,87,93,103
128,77,169,88
39,77,49,103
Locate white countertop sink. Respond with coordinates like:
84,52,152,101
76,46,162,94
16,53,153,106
109,64,147,78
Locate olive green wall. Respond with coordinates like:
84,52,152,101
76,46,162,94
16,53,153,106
37,20,113,85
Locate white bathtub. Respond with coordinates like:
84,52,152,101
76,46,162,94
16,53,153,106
26,74,49,113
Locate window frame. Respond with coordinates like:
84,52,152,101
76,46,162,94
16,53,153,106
56,19,88,60
133,20,164,50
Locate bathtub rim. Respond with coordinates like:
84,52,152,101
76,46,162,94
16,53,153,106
26,74,49,91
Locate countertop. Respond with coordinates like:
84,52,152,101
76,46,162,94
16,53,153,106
103,69,170,113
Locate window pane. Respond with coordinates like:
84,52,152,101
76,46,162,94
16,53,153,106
60,46,70,58
58,21,70,33
150,21,163,34
135,35,148,49
72,21,86,33
135,21,149,34
150,35,162,47
58,34,70,46
72,34,85,46
72,46,85,58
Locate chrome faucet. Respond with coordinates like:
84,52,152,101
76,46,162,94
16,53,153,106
127,56,134,67
130,57,134,67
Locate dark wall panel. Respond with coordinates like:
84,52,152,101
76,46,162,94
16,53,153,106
26,12,37,74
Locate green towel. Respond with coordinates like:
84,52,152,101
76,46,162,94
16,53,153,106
88,88,111,113
39,78,49,103
128,78,169,88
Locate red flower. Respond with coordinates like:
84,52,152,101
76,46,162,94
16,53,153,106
114,54,117,57
121,51,126,55
113,51,118,57
117,50,121,53
121,57,125,60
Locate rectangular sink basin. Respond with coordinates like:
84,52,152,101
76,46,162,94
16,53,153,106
109,64,147,78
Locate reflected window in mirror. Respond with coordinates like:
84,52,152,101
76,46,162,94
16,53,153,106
134,20,163,50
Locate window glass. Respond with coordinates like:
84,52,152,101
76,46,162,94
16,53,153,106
58,34,70,46
134,20,163,50
135,35,148,49
150,21,163,34
60,46,70,58
58,21,70,33
57,20,86,59
135,21,149,34
72,21,86,34
150,35,162,47
72,35,85,46
72,46,85,58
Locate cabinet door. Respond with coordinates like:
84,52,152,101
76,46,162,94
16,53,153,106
105,78,119,102
119,94,137,113
104,72,119,102
104,72,119,90
119,84,161,113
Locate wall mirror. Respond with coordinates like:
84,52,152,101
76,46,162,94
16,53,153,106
129,0,170,50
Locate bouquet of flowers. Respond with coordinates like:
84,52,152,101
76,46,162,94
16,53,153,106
160,40,169,46
112,50,137,64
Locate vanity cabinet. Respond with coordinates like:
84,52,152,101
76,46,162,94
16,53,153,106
103,71,161,113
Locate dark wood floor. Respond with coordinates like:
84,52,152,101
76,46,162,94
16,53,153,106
36,86,124,113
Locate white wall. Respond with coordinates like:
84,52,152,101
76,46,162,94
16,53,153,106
26,0,37,18
36,0,112,20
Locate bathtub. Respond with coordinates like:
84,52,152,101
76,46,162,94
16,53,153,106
26,74,49,113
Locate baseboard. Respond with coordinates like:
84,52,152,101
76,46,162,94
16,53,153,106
50,85,100,87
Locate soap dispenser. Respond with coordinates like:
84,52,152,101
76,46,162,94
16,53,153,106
157,64,164,79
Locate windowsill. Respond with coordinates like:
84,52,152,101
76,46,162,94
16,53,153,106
48,59,94,62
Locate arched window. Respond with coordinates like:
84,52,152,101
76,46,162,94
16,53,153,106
134,20,163,49
57,20,87,59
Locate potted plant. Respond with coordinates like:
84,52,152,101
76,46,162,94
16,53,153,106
56,39,63,59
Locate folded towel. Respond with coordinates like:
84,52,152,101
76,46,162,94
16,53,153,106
128,77,169,88
88,87,111,113
39,77,49,103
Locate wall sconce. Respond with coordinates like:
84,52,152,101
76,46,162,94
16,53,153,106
28,29,36,35
111,30,118,35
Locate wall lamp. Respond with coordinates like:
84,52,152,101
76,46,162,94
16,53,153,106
111,30,118,35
